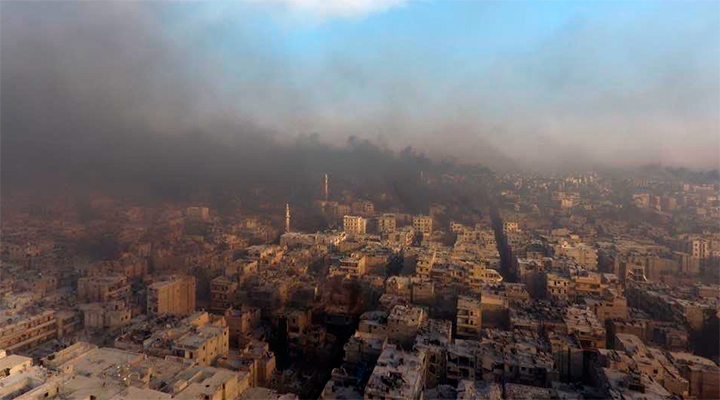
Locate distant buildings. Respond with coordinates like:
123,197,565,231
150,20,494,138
186,206,210,222
351,200,375,216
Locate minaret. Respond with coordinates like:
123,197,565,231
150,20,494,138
285,203,291,233
323,173,329,201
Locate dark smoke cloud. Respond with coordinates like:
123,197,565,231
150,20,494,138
0,1,448,206
1,0,718,198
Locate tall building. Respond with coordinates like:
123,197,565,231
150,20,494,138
456,295,482,339
682,239,710,259
344,215,368,235
147,275,196,316
412,215,433,236
378,214,397,233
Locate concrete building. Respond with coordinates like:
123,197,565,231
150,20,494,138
77,275,131,304
344,331,387,365
378,214,397,233
30,342,247,400
172,322,230,366
147,275,196,316
387,305,426,347
413,319,452,389
456,296,482,339
224,306,261,347
564,306,606,349
364,345,425,400
668,352,720,400
0,353,55,400
343,216,368,235
0,309,58,353
681,238,710,259
210,275,238,313
351,200,375,216
546,272,571,299
553,242,598,270
240,340,276,387
585,293,628,324
80,301,131,330
335,254,367,276
412,215,433,236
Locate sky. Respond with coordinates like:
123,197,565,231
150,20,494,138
2,0,719,175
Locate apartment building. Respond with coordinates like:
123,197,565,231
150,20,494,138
378,214,397,233
79,301,131,330
147,275,196,316
351,200,375,216
364,345,425,400
412,215,433,236
387,305,426,346
77,275,131,303
456,296,482,339
343,215,368,235
0,309,57,353
210,275,238,313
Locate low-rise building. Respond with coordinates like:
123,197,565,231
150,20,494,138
364,345,425,400
564,305,606,349
80,301,131,330
0,309,58,353
77,275,131,304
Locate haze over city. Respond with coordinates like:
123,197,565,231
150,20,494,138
0,2,719,400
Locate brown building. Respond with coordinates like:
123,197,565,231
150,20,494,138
211,276,238,313
0,309,57,353
456,295,482,339
147,275,196,316
77,275,131,304
80,301,131,330
668,352,720,400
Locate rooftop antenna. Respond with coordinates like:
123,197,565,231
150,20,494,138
285,203,291,233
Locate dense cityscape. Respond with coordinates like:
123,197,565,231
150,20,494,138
1,165,718,400
2,1,719,399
